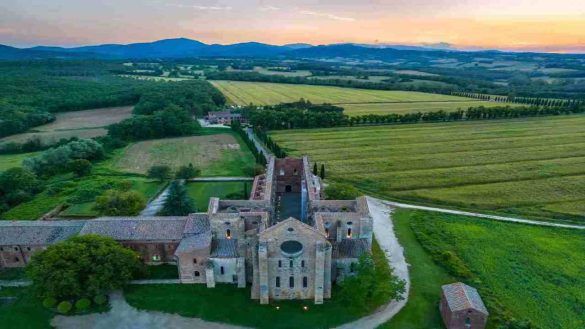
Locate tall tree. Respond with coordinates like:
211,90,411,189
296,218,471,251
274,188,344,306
313,162,318,175
320,164,326,179
147,165,172,182
159,181,195,216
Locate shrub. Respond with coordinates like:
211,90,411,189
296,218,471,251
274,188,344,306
147,165,172,182
324,182,361,200
57,301,72,314
69,159,92,177
42,297,57,308
75,298,91,311
93,294,108,305
94,190,146,216
175,163,200,180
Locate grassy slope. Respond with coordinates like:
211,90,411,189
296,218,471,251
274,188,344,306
185,181,251,211
271,115,585,223
386,209,585,329
210,80,507,116
0,152,39,173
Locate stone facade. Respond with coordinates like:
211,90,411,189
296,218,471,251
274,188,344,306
0,156,373,305
205,110,245,125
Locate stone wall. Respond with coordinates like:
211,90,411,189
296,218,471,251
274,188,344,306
0,245,45,268
120,241,180,264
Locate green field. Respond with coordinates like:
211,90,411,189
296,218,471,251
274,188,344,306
0,287,52,329
383,209,585,329
110,133,256,176
210,80,510,115
185,181,251,211
0,151,38,172
271,115,585,223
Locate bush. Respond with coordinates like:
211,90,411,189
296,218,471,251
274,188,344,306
57,301,72,314
75,298,91,311
69,159,92,177
147,165,172,182
94,190,146,216
175,163,200,179
22,139,104,176
42,297,57,308
93,294,108,305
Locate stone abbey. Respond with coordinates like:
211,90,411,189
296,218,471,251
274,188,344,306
0,156,373,304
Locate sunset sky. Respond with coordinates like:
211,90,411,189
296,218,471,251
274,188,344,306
1,0,584,53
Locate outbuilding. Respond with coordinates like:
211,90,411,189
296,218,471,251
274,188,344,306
440,282,489,329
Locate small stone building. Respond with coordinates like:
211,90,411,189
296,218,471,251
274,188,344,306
440,282,489,329
0,155,373,305
205,110,244,125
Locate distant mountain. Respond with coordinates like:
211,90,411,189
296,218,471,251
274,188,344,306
1,38,582,61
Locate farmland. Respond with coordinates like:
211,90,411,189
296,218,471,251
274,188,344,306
110,132,256,176
0,106,133,146
270,115,585,223
383,209,585,329
210,80,508,115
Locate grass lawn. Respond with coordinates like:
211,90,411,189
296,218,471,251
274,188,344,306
109,133,256,177
0,287,52,329
386,209,585,329
381,209,454,329
185,181,251,211
270,115,585,223
210,80,513,116
0,151,39,173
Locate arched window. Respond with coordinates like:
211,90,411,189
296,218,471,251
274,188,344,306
347,228,352,238
278,260,282,268
289,276,294,288
293,169,298,175
226,229,231,239
220,266,225,275
276,276,280,288
279,168,285,176
14,257,19,262
350,262,356,273
194,271,200,277
465,317,472,328
303,277,308,288
325,228,329,238
193,258,197,264
289,260,293,268
301,260,305,268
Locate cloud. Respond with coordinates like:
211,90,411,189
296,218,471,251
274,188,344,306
300,10,355,22
259,6,280,11
161,2,232,10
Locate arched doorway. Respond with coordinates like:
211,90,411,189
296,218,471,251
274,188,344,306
285,185,292,192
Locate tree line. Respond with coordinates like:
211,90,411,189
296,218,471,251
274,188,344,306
451,91,584,107
243,100,585,130
230,120,268,165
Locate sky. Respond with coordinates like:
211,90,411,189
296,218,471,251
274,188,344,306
1,0,584,53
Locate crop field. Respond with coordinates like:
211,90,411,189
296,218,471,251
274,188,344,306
270,115,585,223
384,209,585,329
211,81,510,116
0,106,133,146
110,133,256,177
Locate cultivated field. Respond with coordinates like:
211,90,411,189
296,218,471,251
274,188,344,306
110,133,256,176
211,81,510,115
271,115,585,223
0,106,133,146
385,209,585,329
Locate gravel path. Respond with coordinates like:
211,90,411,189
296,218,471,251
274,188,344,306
378,199,585,230
246,127,271,157
334,197,410,329
52,291,249,329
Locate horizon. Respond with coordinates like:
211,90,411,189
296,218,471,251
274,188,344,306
1,0,584,54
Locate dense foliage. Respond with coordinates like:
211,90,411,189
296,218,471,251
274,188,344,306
133,80,225,117
158,181,196,216
245,100,346,130
94,189,146,216
338,244,405,312
0,167,41,212
147,165,172,181
230,120,268,165
0,61,152,138
324,182,360,200
27,235,143,300
22,139,104,176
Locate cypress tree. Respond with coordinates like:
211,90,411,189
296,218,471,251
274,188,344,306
159,181,195,216
313,162,318,175
320,164,326,179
